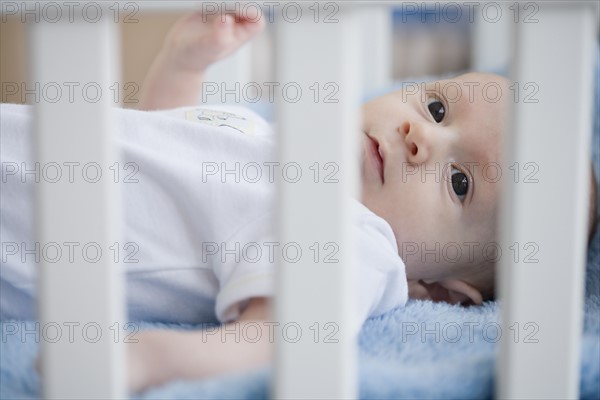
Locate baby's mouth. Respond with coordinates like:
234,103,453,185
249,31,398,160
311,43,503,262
364,132,385,183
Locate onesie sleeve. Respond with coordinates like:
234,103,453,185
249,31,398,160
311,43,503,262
353,201,409,327
213,203,409,327
213,213,276,323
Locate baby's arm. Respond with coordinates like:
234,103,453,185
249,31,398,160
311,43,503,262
128,297,271,393
138,11,264,110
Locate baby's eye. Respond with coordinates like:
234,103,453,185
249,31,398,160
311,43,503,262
451,167,468,201
427,99,445,123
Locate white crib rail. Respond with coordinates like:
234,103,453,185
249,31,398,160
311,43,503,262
498,2,597,398
29,10,125,399
273,6,360,398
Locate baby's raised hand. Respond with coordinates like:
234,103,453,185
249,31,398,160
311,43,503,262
162,10,265,73
139,9,264,110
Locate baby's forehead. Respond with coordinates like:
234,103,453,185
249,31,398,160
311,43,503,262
434,74,507,147
434,73,511,108
391,72,510,119
439,72,510,87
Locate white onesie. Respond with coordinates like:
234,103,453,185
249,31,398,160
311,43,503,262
0,103,407,327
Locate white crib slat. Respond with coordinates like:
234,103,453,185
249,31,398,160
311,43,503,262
471,3,511,72
30,13,125,399
274,7,360,399
498,3,596,398
359,6,392,92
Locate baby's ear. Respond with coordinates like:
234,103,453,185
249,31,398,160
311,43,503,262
414,279,483,306
407,280,432,301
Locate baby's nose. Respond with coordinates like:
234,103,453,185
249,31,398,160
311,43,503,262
401,122,429,164
399,122,416,155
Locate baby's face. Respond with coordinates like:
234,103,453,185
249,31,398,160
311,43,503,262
360,73,509,296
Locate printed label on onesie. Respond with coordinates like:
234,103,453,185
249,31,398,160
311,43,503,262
185,109,256,135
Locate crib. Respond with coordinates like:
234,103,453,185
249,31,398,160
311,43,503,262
2,1,599,398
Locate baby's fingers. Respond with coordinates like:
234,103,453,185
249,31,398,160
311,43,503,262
218,11,265,41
